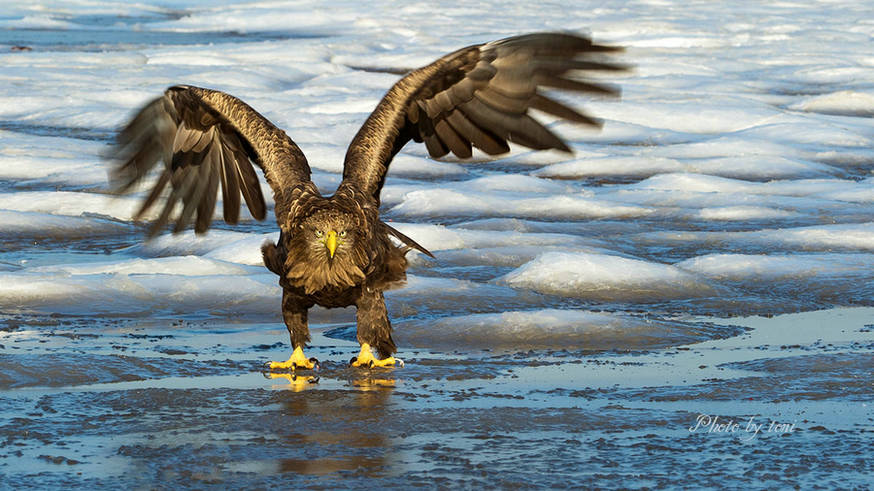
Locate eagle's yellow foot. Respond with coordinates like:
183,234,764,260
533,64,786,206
349,343,404,368
268,346,319,371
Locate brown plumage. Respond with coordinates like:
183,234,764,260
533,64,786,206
109,32,625,367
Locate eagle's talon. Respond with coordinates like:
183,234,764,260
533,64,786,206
309,357,320,371
269,346,316,371
350,343,401,368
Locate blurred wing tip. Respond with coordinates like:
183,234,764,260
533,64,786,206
598,83,622,98
572,61,634,73
590,44,625,53
145,225,162,240
554,140,574,153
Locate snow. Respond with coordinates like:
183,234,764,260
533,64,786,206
0,0,872,328
123,230,258,258
389,223,598,252
0,271,279,317
790,90,874,117
677,253,874,280
28,256,253,276
534,156,839,181
0,210,129,236
390,189,653,220
639,223,874,253
499,252,712,301
696,206,799,221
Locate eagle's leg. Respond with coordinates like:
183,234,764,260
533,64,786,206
351,288,402,368
269,290,318,371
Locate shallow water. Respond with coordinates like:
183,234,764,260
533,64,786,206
1,310,873,488
1,0,874,487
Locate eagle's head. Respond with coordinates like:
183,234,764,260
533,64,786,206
297,208,359,263
275,183,376,294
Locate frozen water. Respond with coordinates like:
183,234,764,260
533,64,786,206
1,0,874,487
1,0,872,324
499,251,713,301
393,308,741,350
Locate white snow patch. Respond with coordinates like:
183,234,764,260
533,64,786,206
389,223,594,253
0,14,73,29
391,189,652,219
790,90,874,116
535,156,684,179
535,155,835,180
123,230,256,258
677,253,874,280
697,206,799,221
601,99,779,134
206,233,280,266
499,252,713,300
765,223,874,251
0,191,158,221
0,271,279,317
0,210,128,236
639,223,874,252
28,256,251,276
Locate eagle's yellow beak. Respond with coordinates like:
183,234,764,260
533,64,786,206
324,230,338,258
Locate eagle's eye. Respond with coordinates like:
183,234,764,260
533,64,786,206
339,230,347,238
315,230,324,238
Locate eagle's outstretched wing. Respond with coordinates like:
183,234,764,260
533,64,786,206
341,32,625,204
110,85,311,236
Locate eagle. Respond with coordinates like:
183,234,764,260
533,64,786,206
110,32,624,370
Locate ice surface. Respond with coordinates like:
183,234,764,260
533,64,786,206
500,252,713,301
677,253,874,280
389,222,597,253
790,90,874,116
0,269,279,317
0,191,145,220
122,230,261,258
0,0,870,334
27,256,253,276
535,155,840,181
390,189,653,220
0,210,130,236
639,223,874,253
2,1,874,487
394,309,735,350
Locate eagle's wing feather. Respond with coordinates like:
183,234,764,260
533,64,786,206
110,85,311,236
341,32,625,203
383,223,434,258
